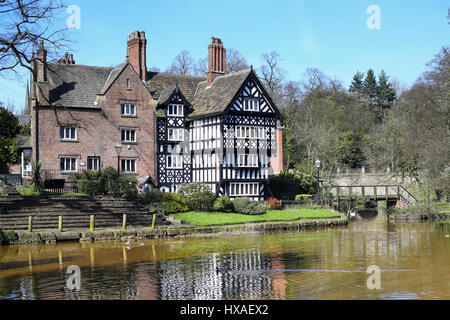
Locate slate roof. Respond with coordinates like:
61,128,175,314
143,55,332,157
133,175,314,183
16,134,32,149
47,63,113,108
190,69,252,117
44,62,257,118
146,72,204,103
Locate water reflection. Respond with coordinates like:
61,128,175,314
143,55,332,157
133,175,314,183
0,217,449,300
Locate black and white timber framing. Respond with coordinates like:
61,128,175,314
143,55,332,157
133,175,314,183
156,70,284,201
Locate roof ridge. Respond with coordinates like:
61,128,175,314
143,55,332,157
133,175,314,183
48,62,114,70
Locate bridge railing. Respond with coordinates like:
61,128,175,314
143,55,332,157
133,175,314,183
324,185,418,206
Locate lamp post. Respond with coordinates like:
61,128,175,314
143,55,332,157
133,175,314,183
115,143,122,176
315,159,321,199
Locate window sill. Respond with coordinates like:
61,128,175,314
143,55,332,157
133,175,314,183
60,140,79,143
121,115,137,118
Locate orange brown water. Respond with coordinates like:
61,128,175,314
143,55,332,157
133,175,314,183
0,215,449,300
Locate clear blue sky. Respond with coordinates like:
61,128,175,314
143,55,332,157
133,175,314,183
1,0,449,112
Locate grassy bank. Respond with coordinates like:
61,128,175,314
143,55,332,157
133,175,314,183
436,202,450,213
172,208,341,227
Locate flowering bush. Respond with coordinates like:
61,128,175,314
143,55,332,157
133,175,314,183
265,197,282,210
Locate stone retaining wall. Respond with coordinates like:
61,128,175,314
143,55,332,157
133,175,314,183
0,217,348,245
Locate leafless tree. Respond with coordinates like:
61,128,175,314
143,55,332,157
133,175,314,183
258,51,286,103
166,50,195,75
226,48,249,73
0,0,69,78
194,56,208,77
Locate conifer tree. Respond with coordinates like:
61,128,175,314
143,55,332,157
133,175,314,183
349,71,365,94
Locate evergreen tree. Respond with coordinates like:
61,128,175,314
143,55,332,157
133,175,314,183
362,69,378,100
349,71,364,94
376,70,397,117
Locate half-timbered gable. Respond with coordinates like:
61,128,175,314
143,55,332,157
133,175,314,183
156,85,193,192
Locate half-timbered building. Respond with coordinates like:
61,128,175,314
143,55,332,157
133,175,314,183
154,38,284,200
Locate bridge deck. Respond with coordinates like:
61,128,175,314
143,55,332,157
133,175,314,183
326,185,418,206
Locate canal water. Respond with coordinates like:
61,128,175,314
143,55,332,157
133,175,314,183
0,215,449,300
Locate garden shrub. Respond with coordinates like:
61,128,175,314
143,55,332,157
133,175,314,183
117,175,138,200
78,179,101,196
148,202,167,215
213,196,234,212
71,167,138,200
265,197,281,210
178,182,216,212
138,189,163,205
161,192,188,214
269,171,316,200
233,197,268,215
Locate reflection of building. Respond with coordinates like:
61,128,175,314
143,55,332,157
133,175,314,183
158,251,276,300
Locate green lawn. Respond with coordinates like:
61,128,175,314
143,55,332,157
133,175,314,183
436,202,450,213
172,208,341,227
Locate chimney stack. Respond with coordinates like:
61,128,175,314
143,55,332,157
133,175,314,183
207,37,227,86
36,40,47,82
127,31,147,82
35,40,50,104
58,52,75,64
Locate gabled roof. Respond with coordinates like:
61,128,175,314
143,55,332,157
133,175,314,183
157,84,192,107
47,63,113,108
100,63,129,94
190,69,252,117
146,72,204,103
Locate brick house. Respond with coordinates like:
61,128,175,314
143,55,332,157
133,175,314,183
27,31,284,199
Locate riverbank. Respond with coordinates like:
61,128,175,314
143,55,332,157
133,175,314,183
0,215,348,245
171,208,341,227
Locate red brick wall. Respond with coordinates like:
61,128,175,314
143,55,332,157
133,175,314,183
33,64,156,182
270,129,284,174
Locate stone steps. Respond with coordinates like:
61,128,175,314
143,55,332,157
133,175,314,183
0,196,168,231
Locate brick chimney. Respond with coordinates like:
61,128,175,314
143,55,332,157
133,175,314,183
58,52,75,64
207,37,227,86
35,40,50,104
127,31,147,81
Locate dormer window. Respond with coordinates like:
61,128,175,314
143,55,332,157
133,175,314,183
168,104,184,117
121,103,136,116
243,99,259,112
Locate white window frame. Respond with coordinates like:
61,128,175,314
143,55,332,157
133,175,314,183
167,155,183,169
87,156,100,172
230,183,259,197
121,129,137,143
60,157,77,173
235,126,266,139
168,128,185,141
168,104,184,117
238,154,259,167
121,103,136,116
121,159,136,173
60,126,77,141
243,99,260,112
